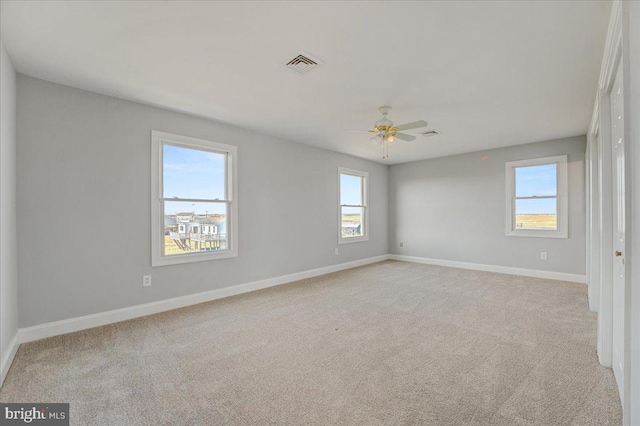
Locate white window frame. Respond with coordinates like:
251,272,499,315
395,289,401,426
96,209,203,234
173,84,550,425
505,155,568,238
151,131,238,266
338,167,369,244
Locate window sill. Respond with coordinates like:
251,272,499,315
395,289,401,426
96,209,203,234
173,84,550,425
152,249,238,267
506,230,568,239
338,236,369,245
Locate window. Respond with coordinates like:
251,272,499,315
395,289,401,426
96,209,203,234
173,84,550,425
338,167,368,243
151,131,237,266
505,155,568,238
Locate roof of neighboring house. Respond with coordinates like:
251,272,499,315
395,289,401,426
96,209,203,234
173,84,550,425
197,217,225,225
170,213,225,227
197,218,218,225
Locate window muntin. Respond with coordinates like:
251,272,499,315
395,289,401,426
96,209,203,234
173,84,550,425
152,131,237,266
339,168,368,243
505,155,568,238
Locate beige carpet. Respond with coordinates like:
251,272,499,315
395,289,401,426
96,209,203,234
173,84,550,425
0,260,622,425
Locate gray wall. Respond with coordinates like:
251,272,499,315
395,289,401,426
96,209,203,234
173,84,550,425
389,136,586,275
17,75,388,328
0,42,18,373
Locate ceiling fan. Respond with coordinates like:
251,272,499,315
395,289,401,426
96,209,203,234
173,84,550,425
358,106,429,159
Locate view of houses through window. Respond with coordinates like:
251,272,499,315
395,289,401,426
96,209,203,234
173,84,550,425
163,144,229,256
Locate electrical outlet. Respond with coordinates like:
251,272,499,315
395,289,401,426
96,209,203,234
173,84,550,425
540,252,548,260
399,242,404,247
335,248,339,255
143,275,152,287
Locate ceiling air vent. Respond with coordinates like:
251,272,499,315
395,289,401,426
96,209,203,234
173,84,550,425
285,52,320,75
419,130,440,138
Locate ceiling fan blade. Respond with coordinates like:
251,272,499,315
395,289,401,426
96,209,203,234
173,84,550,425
345,129,378,133
395,120,428,131
394,133,416,142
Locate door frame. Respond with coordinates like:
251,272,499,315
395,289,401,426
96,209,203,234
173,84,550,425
627,1,640,423
609,59,628,402
596,83,614,368
591,23,620,368
589,2,636,423
587,111,600,314
622,1,639,424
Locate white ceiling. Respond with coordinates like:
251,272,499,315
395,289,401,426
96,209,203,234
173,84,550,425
1,1,611,164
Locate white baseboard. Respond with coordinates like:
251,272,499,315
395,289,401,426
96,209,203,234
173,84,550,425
1,332,20,387
389,254,586,284
18,255,390,344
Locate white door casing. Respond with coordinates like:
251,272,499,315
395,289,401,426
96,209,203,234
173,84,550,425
610,62,626,400
590,2,639,423
588,128,601,313
598,88,614,368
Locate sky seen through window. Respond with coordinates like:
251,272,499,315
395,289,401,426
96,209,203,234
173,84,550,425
163,144,226,215
515,164,557,215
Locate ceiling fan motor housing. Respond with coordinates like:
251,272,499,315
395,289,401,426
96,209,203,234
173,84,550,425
375,120,393,132
375,106,393,132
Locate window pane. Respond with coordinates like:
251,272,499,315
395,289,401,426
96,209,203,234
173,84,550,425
340,174,363,205
515,164,557,197
341,206,363,237
163,200,228,256
163,144,226,200
515,198,557,230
